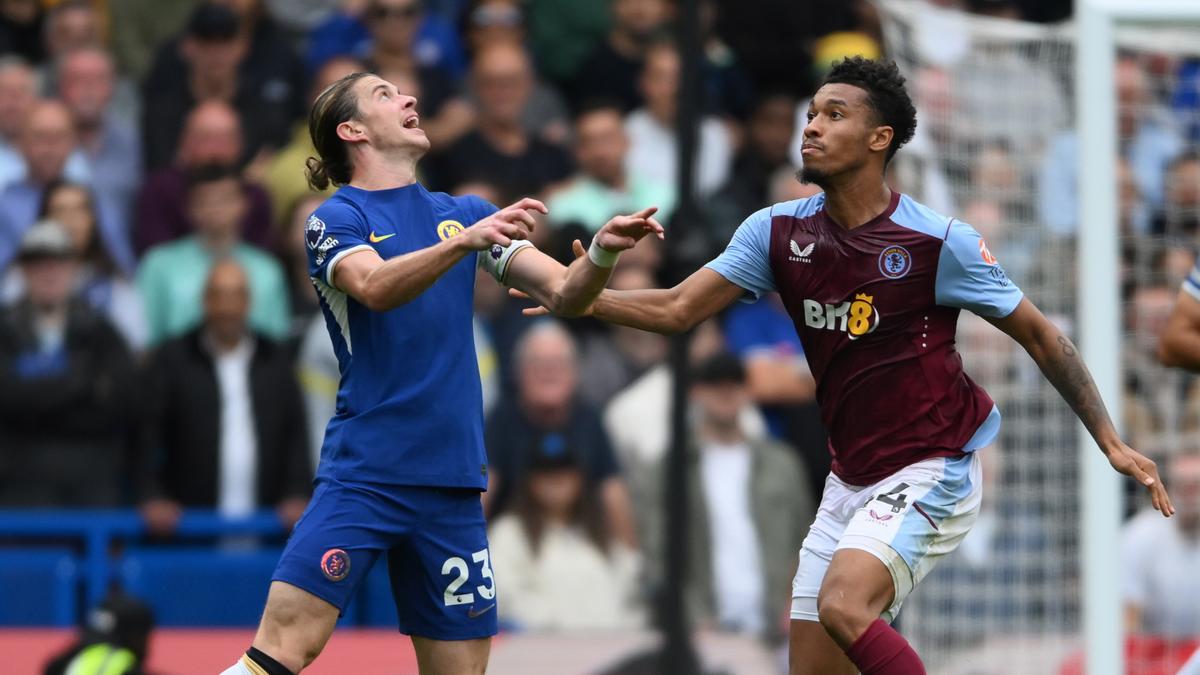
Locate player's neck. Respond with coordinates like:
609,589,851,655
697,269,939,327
822,174,893,231
348,152,419,191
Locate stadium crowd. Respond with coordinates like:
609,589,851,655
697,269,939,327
6,0,1200,664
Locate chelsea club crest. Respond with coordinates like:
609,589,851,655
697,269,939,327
878,245,911,279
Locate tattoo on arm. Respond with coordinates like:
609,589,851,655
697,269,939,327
1040,334,1115,453
1057,335,1076,357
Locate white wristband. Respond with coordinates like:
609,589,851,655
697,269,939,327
587,239,620,268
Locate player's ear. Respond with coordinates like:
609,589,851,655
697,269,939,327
337,119,365,143
869,125,894,155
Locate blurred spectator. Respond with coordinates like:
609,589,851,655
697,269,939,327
573,0,673,113
1040,55,1182,235
108,0,199,81
263,56,365,224
40,1,141,125
135,100,275,255
484,321,637,548
604,319,767,481
0,99,133,275
41,181,147,351
633,353,812,643
426,42,573,196
713,0,859,97
695,0,757,121
461,0,524,56
577,266,668,407
141,2,302,171
0,56,38,189
548,100,675,234
1153,150,1200,238
43,592,155,675
137,165,290,346
139,259,311,536
705,92,797,235
297,311,338,468
461,0,571,145
526,0,609,88
1121,452,1200,638
56,47,143,225
487,437,644,632
0,221,137,507
306,0,467,78
1171,58,1200,143
0,0,44,63
625,41,733,198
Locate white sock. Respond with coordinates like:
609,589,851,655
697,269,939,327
218,658,254,675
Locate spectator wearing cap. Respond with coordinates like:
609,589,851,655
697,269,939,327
141,2,301,172
134,100,274,256
138,258,311,536
632,353,814,645
137,164,289,346
43,592,155,675
486,425,645,631
0,99,133,275
0,220,138,506
484,321,638,548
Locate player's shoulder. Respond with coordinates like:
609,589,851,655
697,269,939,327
890,193,957,241
763,193,827,221
310,190,369,226
425,187,497,222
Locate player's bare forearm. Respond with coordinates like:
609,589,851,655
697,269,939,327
549,252,617,317
595,268,745,334
337,238,473,312
988,299,1118,449
1029,327,1120,450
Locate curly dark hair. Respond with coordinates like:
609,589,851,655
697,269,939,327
821,56,917,164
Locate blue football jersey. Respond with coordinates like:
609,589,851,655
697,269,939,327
305,183,522,489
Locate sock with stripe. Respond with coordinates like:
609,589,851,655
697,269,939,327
220,647,295,675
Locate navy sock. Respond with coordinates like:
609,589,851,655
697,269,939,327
246,647,295,675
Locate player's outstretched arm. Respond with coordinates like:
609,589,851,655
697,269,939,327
1159,289,1200,370
504,207,665,317
332,198,543,312
986,298,1175,517
513,238,745,333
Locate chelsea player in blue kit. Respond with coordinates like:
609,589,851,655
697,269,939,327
222,73,663,675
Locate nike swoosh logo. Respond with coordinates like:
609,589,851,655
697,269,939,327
369,232,396,243
467,604,495,618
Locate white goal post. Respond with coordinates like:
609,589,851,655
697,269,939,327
1078,3,1200,675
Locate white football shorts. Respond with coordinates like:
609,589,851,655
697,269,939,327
790,452,983,623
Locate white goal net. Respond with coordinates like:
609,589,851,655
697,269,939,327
878,2,1200,673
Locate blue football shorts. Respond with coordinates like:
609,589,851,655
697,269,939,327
272,478,497,640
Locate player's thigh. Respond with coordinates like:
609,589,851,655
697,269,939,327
836,452,983,620
411,636,491,675
788,619,858,675
389,487,497,641
816,548,897,643
254,581,340,664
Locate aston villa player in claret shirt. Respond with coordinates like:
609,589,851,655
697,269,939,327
518,57,1174,675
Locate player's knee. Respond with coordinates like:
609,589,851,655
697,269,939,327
816,592,872,645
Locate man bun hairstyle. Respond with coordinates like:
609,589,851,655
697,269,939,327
306,71,372,191
821,56,917,163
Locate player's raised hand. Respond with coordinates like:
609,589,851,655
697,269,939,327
461,197,548,250
594,206,665,253
1107,442,1174,517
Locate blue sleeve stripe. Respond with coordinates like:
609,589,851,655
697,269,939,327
1184,275,1200,300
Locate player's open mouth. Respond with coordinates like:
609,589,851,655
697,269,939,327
403,114,420,129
